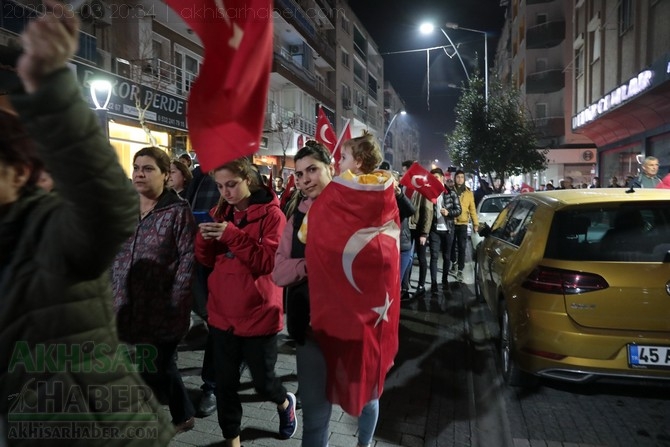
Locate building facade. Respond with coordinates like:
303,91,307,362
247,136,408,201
571,0,670,184
496,0,597,189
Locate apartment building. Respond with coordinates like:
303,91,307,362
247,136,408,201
0,0,404,178
497,0,596,188
383,81,420,170
571,0,670,182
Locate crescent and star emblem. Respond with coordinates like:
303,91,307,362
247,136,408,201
342,219,400,294
213,0,244,49
319,125,333,145
372,293,393,327
410,175,428,189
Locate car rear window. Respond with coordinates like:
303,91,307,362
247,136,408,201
545,202,670,262
480,196,513,213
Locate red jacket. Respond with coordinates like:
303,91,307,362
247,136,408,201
195,187,286,336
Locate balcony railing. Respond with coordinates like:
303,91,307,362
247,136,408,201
264,101,316,137
526,69,565,94
526,21,566,49
275,46,317,86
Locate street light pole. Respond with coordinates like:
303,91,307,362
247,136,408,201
446,22,488,105
382,109,406,154
90,79,112,139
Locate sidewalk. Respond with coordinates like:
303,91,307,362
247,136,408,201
169,259,481,447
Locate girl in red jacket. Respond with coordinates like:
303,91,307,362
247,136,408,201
195,157,296,447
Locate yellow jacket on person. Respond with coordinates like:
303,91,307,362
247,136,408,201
454,187,479,227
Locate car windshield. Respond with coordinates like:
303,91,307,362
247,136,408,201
480,196,513,213
545,202,670,262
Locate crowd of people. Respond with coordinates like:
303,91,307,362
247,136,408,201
3,5,669,447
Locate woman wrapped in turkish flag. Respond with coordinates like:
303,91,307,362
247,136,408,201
305,142,401,417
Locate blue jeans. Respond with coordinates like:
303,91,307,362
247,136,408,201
400,247,414,290
296,335,379,446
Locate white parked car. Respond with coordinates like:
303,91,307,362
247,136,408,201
470,193,514,250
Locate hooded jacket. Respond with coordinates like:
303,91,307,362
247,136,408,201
1,69,173,445
112,188,196,344
195,187,286,336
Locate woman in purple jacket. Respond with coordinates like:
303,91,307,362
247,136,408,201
111,146,196,433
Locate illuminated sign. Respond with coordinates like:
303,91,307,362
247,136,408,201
572,70,654,130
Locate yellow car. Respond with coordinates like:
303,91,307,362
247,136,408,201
475,188,670,386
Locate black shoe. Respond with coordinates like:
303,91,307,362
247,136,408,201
198,391,217,417
400,289,412,302
414,285,426,297
295,391,302,410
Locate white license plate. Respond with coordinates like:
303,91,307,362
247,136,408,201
628,345,670,369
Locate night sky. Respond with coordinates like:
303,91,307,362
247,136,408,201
348,1,506,165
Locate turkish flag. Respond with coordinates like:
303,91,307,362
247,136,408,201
520,182,535,193
163,0,273,172
305,176,400,416
399,162,446,203
315,106,337,153
332,119,352,175
278,173,295,210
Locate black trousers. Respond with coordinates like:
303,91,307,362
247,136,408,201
211,327,287,439
410,228,428,287
140,341,195,425
429,230,452,284
451,225,468,271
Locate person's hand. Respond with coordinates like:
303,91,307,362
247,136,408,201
200,222,228,240
419,235,427,246
440,208,449,216
16,0,80,93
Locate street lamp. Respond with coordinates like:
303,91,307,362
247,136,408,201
382,109,406,153
90,79,112,139
445,22,489,105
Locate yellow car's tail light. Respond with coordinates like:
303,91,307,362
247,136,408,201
522,267,609,295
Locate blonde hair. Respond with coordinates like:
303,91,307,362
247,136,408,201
342,131,382,174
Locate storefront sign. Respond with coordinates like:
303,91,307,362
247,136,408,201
572,52,670,131
572,70,654,130
71,61,188,131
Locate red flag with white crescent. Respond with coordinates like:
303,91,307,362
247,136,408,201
332,119,352,175
305,177,400,416
315,106,337,153
520,182,535,193
398,162,446,203
163,0,273,172
279,173,295,210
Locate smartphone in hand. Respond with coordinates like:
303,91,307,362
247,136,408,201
193,211,214,224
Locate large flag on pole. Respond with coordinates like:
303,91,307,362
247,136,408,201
315,106,337,153
332,119,352,174
163,0,273,172
399,162,446,203
305,176,400,416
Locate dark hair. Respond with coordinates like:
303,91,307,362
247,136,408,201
379,161,391,171
430,168,444,176
455,169,465,177
134,147,171,178
0,110,41,189
401,160,414,169
343,131,382,174
171,159,193,189
295,140,331,165
178,153,192,167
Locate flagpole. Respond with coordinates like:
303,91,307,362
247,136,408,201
332,118,351,160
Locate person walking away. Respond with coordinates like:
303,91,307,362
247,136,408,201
0,3,173,443
112,146,197,433
451,170,479,283
428,168,461,292
195,158,295,447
